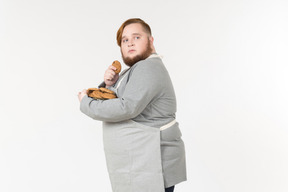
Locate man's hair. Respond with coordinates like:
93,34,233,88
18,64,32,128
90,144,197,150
116,18,152,47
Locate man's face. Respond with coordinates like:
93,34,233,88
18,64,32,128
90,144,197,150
120,23,153,66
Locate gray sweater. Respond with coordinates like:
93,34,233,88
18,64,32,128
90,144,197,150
80,56,187,187
80,56,177,128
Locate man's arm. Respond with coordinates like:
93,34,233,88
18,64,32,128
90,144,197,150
80,59,165,122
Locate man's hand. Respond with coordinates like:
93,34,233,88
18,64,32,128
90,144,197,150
104,65,119,87
78,89,87,102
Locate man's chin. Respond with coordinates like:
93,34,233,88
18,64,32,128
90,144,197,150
122,55,142,67
126,55,135,60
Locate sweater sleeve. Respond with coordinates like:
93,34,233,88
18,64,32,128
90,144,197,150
98,81,106,88
80,59,165,122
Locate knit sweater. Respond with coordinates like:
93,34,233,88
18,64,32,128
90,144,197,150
80,56,177,128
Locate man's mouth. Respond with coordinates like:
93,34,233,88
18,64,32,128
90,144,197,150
128,49,136,53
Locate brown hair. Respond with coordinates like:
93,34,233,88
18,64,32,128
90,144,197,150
116,18,152,47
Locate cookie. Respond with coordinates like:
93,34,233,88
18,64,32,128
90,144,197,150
112,60,121,74
88,89,103,99
87,87,117,100
101,92,117,99
87,88,98,95
99,87,115,94
99,87,116,99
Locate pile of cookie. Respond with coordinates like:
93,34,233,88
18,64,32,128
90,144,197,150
87,87,117,100
87,60,121,100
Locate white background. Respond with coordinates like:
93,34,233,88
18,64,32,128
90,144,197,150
1,0,288,191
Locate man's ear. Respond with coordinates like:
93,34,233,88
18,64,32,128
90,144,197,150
149,36,156,52
149,36,154,44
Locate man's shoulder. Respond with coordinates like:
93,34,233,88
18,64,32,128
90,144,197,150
133,57,163,69
128,58,166,79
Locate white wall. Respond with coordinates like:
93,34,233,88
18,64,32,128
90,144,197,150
1,0,288,191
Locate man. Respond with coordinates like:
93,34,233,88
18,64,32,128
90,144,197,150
78,18,186,192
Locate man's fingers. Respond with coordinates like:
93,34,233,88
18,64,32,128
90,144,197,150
108,70,116,76
109,65,117,71
104,66,119,86
105,72,116,81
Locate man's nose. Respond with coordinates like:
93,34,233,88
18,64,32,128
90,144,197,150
128,39,134,47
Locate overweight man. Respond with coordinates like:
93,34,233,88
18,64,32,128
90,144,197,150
78,18,186,192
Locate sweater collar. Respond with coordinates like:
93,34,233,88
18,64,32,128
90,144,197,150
148,53,163,59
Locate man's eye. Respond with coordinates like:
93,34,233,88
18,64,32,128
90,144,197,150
135,36,140,39
122,39,128,43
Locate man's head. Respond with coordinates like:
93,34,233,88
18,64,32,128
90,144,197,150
116,18,155,67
